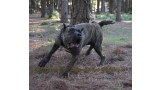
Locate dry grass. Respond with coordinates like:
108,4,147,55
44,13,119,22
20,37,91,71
29,14,132,90
107,43,132,63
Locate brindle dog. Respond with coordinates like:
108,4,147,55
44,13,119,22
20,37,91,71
38,20,115,78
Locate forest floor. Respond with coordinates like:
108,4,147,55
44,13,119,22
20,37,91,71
29,13,132,90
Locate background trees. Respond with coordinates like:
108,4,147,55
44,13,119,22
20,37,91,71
41,0,46,17
97,0,100,13
29,0,35,14
116,0,122,22
125,0,129,13
30,0,132,23
101,0,105,13
60,0,68,23
109,0,115,14
49,0,54,18
70,0,90,25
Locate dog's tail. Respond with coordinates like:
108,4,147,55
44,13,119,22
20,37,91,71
92,20,115,27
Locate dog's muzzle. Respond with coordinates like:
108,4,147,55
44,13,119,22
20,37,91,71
67,42,79,48
67,32,82,49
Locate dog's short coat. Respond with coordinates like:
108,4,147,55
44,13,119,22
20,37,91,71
38,20,115,78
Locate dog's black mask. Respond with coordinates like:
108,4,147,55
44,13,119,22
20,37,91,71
62,24,83,49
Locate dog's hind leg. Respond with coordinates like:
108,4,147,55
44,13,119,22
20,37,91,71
85,45,93,56
38,43,60,67
93,45,105,66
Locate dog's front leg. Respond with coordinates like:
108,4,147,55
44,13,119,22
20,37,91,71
38,43,60,67
61,55,78,78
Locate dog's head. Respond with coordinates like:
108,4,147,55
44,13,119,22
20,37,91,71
61,24,83,49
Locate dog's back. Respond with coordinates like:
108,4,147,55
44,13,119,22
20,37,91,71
72,22,103,46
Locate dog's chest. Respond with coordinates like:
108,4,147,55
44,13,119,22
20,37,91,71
63,47,80,55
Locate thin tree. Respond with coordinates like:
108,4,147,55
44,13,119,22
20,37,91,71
101,0,105,13
97,0,100,13
46,0,49,7
90,0,92,14
58,0,62,15
129,0,132,13
125,0,129,13
61,0,68,23
116,0,122,22
49,0,54,18
41,0,46,17
121,0,125,12
109,0,115,14
29,0,35,14
54,0,58,10
46,0,50,15
70,0,90,25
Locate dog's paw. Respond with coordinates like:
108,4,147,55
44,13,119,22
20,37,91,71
38,59,47,67
97,56,105,67
97,62,103,67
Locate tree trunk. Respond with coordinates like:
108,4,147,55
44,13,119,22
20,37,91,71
58,0,62,15
101,0,105,13
121,0,125,12
125,0,129,13
34,1,39,13
49,0,54,18
70,0,90,25
116,0,121,22
90,0,92,14
129,0,130,11
29,0,35,14
46,0,49,7
109,0,115,14
97,0,100,13
60,0,68,23
54,0,58,10
129,0,132,12
41,0,46,17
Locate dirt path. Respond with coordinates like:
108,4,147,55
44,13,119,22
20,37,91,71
29,14,132,90
29,13,61,25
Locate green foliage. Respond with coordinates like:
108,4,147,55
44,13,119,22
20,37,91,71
96,13,132,21
96,13,116,20
44,14,48,19
103,37,131,43
121,13,132,21
48,38,53,42
102,25,132,43
51,10,60,20
43,10,60,20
